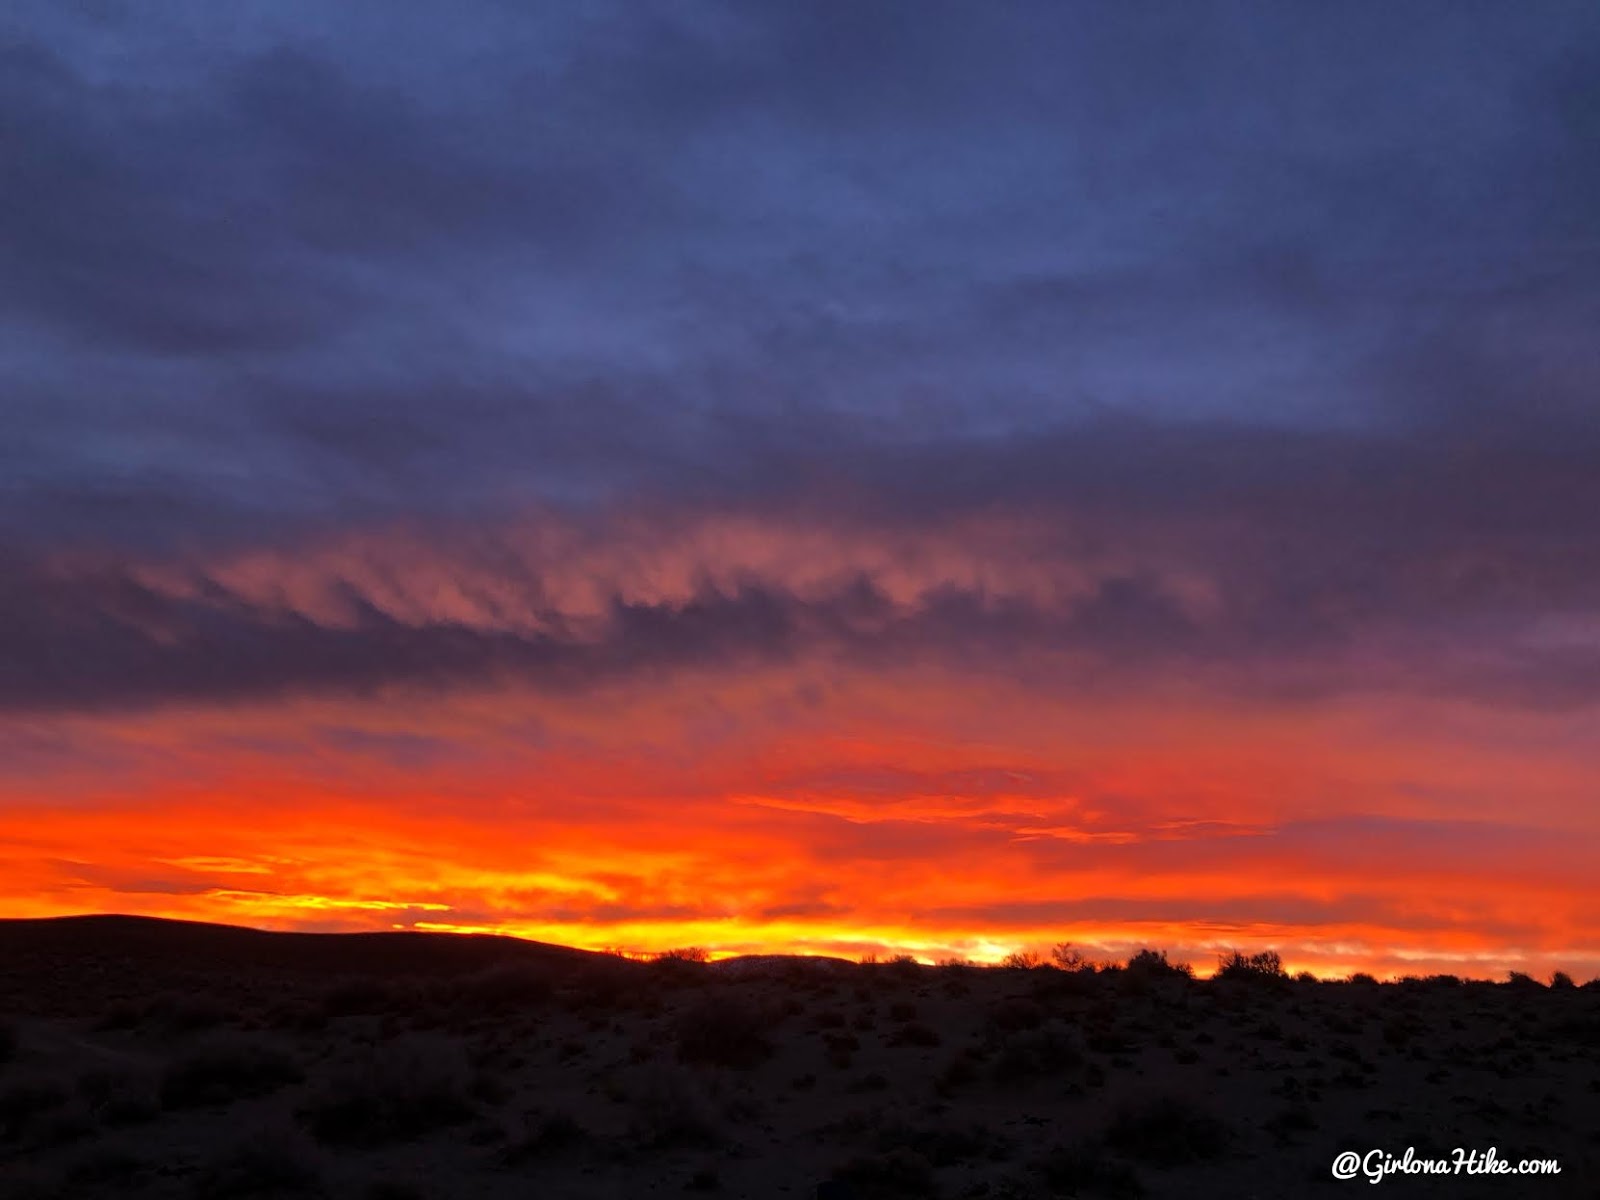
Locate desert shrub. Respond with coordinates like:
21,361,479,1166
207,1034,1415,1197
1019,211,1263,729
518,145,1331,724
993,1025,1085,1084
0,1075,72,1142
320,977,410,1019
657,947,710,963
1214,950,1287,983
936,1046,985,1094
1264,1102,1318,1144
500,1108,589,1163
563,961,641,1013
876,1120,1009,1168
1347,972,1378,986
1035,1140,1145,1198
191,1131,325,1199
999,950,1044,970
686,1167,720,1192
1125,949,1193,979
675,997,773,1069
78,1065,160,1126
93,1000,144,1032
1104,1095,1231,1166
884,954,921,982
364,1181,427,1200
63,1143,154,1191
0,1020,16,1067
829,1148,939,1199
1050,943,1092,971
449,964,552,1014
985,997,1045,1035
1550,971,1576,990
1505,971,1545,990
160,1036,303,1109
888,1022,941,1048
151,993,232,1033
299,1039,477,1146
627,1067,720,1150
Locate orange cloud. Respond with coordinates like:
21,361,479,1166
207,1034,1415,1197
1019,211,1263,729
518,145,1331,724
3,644,1595,980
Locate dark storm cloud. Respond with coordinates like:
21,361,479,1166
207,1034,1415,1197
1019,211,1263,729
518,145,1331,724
3,2,1598,710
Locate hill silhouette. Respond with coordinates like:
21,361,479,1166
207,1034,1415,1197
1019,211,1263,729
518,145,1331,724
0,915,609,1017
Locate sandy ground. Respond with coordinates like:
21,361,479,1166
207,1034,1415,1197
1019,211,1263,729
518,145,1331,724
0,917,1595,1199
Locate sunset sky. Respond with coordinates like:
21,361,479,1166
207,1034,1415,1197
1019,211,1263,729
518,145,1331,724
4,3,1598,979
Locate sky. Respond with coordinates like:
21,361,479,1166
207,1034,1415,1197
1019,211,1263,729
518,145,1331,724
3,1,1598,978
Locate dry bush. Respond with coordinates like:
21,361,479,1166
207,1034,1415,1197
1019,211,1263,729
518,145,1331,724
675,996,773,1069
999,950,1044,970
992,1025,1085,1085
298,1038,477,1146
888,1021,941,1048
657,947,710,963
320,976,413,1019
94,992,231,1034
61,1142,154,1192
875,1119,1010,1168
160,1035,303,1109
828,1147,939,1199
1214,950,1287,984
500,1107,590,1164
364,1181,428,1200
0,1020,16,1067
626,1067,721,1150
1104,1094,1231,1166
77,1065,160,1126
1124,949,1193,980
190,1129,326,1199
563,961,644,1013
364,1180,428,1200
449,964,552,1015
1034,1140,1144,1198
985,997,1045,1035
0,1074,73,1142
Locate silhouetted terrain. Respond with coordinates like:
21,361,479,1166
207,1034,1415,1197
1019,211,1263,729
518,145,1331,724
1,917,1596,1199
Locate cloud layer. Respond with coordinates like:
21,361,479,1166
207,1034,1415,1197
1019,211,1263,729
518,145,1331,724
3,2,1598,975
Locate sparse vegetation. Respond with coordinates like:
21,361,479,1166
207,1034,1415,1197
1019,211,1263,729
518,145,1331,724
160,1036,303,1109
298,1040,477,1146
829,1147,938,1199
190,1132,326,1199
0,1075,72,1143
1215,950,1287,982
999,949,1044,970
675,996,773,1069
1104,1094,1232,1166
626,1067,721,1150
77,1066,160,1126
1,918,1596,1199
657,947,711,963
500,1108,589,1163
1125,948,1193,979
1050,943,1093,971
1035,1139,1145,1198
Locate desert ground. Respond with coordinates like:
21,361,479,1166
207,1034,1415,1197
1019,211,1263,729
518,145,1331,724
0,917,1595,1199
